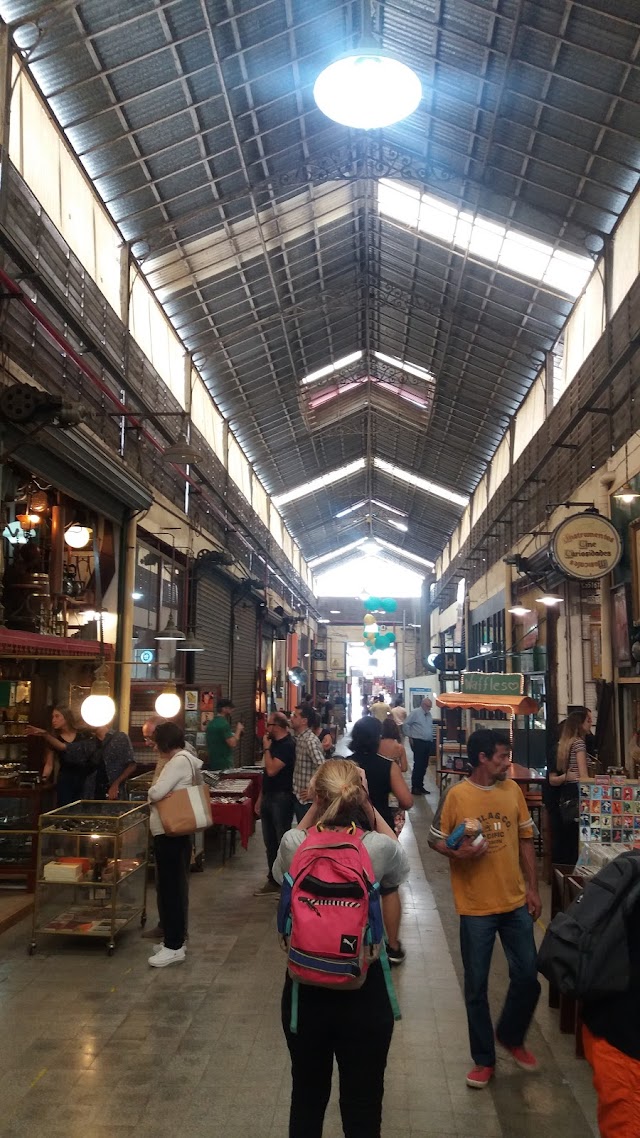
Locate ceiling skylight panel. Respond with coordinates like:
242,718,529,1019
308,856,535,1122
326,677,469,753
374,457,469,507
378,179,420,226
302,350,363,385
273,458,366,507
335,501,366,518
378,179,593,298
371,499,408,517
418,192,457,243
308,538,367,568
385,518,408,532
376,537,434,569
374,351,435,382
543,250,592,296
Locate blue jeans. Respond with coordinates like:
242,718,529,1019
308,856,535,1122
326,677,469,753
459,905,541,1067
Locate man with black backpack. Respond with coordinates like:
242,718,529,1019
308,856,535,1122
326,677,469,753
537,849,640,1137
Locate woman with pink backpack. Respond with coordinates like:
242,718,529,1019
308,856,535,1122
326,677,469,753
273,758,410,1138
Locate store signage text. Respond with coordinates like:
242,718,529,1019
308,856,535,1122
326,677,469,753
462,672,524,697
551,513,622,580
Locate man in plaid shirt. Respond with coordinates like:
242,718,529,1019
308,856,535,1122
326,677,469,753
291,703,325,821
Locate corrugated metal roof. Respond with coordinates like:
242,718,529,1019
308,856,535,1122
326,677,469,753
2,0,639,566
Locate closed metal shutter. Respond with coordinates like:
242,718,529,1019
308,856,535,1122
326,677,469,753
194,574,232,692
231,597,257,763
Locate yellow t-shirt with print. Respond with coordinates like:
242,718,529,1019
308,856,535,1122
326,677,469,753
430,778,534,916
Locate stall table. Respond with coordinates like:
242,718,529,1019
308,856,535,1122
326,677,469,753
209,795,254,861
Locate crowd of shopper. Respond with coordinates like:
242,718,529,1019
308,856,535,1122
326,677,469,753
26,691,638,1138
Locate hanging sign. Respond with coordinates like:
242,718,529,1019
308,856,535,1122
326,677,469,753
462,672,523,697
550,512,621,580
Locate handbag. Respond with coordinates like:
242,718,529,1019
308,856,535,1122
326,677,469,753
156,756,212,836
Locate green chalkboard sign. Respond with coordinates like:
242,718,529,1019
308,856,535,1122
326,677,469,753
461,672,524,697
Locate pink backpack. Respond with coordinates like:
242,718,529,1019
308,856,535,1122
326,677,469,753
277,825,400,1031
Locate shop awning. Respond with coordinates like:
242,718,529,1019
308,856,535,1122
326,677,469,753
436,692,539,716
0,628,114,659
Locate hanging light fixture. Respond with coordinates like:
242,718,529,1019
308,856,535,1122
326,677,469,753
81,664,116,728
16,513,40,531
65,523,93,549
155,682,182,718
176,632,205,652
155,612,186,641
313,0,421,130
538,594,563,606
508,605,532,617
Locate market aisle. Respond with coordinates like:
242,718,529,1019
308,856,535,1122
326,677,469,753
0,804,598,1138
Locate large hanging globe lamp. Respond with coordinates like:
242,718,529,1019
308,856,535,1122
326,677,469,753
313,52,422,130
81,673,116,728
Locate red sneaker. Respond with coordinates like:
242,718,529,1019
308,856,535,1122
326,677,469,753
466,1065,495,1089
499,1044,538,1071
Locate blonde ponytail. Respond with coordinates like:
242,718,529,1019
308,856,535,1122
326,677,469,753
314,759,363,827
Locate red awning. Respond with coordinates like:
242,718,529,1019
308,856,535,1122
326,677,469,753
436,692,539,717
0,627,114,659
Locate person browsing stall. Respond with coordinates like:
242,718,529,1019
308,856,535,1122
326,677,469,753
429,728,542,1090
147,722,203,969
84,721,137,800
205,697,243,770
254,711,295,897
291,703,325,822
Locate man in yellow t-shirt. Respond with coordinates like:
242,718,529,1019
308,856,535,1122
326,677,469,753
429,729,542,1091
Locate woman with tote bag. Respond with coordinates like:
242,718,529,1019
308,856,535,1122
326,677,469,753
147,722,204,969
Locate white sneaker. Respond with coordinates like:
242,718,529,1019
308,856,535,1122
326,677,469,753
148,946,186,968
153,942,187,953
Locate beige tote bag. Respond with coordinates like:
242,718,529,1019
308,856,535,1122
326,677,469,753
156,757,212,836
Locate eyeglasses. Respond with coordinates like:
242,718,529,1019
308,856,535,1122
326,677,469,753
142,736,156,747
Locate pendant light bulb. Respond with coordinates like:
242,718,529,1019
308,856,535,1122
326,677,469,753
81,672,116,728
155,683,182,718
65,524,93,549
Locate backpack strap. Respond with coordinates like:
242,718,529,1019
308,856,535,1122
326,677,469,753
379,941,402,1022
290,979,300,1035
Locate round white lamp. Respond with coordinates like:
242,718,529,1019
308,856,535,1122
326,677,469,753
155,683,181,718
81,675,116,728
313,53,421,130
65,524,92,550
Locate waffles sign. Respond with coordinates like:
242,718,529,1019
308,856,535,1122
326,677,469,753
551,513,621,580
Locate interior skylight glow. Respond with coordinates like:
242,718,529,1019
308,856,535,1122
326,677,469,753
308,538,367,568
371,499,408,517
385,518,408,532
301,350,363,385
376,537,435,569
374,457,469,508
313,55,422,131
335,500,367,518
374,351,435,383
273,458,366,507
378,180,593,299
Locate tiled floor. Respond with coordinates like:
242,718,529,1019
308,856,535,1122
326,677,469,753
0,772,598,1138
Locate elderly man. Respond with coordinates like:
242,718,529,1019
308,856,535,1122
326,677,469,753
403,696,433,796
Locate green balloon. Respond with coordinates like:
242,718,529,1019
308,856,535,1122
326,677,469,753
387,632,396,644
380,598,397,613
364,596,381,611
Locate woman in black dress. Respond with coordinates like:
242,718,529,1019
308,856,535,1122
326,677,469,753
348,717,413,965
27,706,92,806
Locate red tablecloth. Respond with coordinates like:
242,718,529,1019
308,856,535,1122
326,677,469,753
210,796,254,850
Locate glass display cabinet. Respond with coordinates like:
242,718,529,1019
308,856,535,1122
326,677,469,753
0,784,55,891
30,800,149,955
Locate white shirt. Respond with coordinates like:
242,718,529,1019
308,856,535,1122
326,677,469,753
148,749,203,835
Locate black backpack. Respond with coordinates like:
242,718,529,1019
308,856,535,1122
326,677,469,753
537,850,640,999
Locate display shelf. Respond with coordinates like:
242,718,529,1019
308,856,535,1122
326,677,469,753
0,785,55,891
30,800,149,954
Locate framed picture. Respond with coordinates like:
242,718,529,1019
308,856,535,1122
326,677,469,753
612,582,632,667
630,519,640,622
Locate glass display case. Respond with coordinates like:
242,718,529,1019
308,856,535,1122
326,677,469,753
30,800,149,955
0,784,55,891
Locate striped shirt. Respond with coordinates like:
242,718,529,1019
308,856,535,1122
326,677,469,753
293,728,325,803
